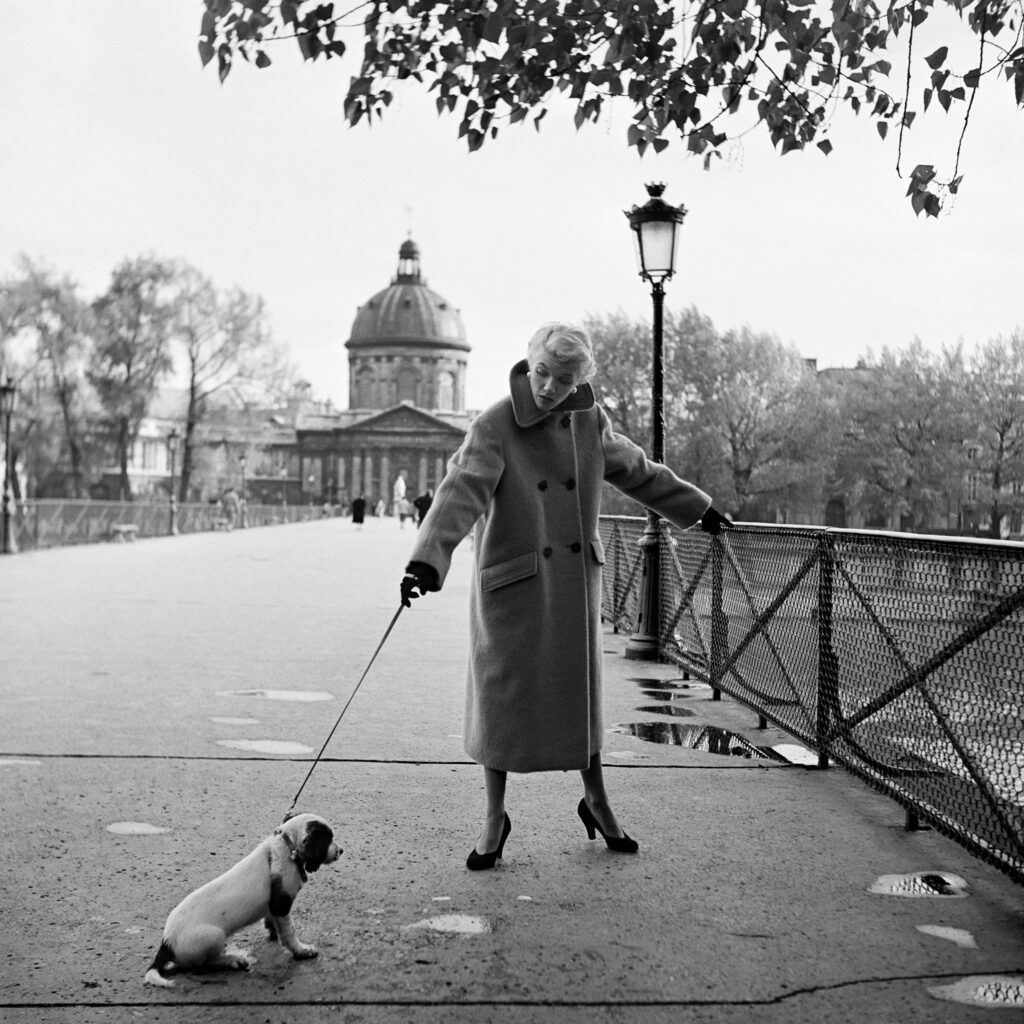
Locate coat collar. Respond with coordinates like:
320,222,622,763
509,359,595,428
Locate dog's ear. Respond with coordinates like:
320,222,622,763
298,820,334,872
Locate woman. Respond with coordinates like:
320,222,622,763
400,323,730,869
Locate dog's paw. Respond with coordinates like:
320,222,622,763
222,947,256,971
143,968,175,988
291,943,319,960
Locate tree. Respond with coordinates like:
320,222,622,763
584,309,656,445
89,257,176,501
169,263,285,501
675,325,832,519
966,330,1024,537
833,340,970,529
5,258,97,497
199,0,1024,217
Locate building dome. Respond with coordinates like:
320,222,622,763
346,239,469,352
345,240,470,412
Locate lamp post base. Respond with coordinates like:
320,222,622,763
624,517,661,661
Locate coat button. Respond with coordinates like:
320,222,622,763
570,542,582,553
543,547,553,558
538,480,548,491
564,477,576,490
561,415,572,427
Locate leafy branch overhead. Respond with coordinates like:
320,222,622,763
199,0,1024,217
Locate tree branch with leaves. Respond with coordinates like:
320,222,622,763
199,0,1024,216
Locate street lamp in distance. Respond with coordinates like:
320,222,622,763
1,374,18,555
623,182,687,660
167,428,180,536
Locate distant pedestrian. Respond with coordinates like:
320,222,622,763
412,489,433,528
222,488,240,530
351,494,366,530
400,322,732,870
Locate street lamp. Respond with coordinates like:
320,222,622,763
280,466,288,517
167,428,180,536
623,182,687,660
1,374,18,555
239,452,248,528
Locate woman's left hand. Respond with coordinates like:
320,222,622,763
700,507,733,535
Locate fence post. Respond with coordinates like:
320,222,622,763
816,532,839,769
710,535,726,700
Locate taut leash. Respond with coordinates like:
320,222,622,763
285,603,405,817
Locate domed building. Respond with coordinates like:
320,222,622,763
293,239,473,510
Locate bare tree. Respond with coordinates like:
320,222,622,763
169,263,286,500
967,331,1024,538
89,257,176,500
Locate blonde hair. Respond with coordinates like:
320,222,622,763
526,322,597,382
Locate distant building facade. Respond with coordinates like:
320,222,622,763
294,238,472,508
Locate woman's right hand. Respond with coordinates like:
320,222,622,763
400,561,439,607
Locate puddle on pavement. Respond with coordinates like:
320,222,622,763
106,822,170,835
929,975,1024,1007
612,722,789,761
771,743,818,765
216,739,313,755
917,925,978,949
869,871,969,898
629,677,706,691
604,749,652,760
210,717,260,726
634,705,695,718
401,915,491,935
217,689,334,702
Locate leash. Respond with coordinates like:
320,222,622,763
285,603,405,817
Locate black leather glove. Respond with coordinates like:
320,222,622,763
700,507,733,535
400,561,440,607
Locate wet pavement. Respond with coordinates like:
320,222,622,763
1,517,1023,1023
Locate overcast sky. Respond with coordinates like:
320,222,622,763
2,2,1022,410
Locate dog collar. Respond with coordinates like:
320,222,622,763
276,829,308,882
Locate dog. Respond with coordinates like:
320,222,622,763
144,812,340,987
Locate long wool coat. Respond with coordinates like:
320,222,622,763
409,360,712,773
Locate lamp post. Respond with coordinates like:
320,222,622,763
623,182,687,660
280,466,288,518
1,374,18,555
239,453,248,528
167,428,180,536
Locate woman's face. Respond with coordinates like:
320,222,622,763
529,357,579,412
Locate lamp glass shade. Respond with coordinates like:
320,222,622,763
635,218,679,281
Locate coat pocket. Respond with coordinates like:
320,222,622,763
590,538,606,564
480,551,538,592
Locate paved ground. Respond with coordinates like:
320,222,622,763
1,517,1022,1023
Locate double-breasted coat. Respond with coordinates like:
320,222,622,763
409,360,712,772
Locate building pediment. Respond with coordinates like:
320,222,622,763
341,404,467,436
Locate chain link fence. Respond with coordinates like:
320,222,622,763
599,516,1024,888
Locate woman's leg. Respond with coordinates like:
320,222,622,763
474,766,508,854
580,751,626,838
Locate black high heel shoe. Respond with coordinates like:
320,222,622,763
466,812,511,871
578,798,639,853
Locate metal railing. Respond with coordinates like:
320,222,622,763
599,516,1024,887
5,499,322,550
